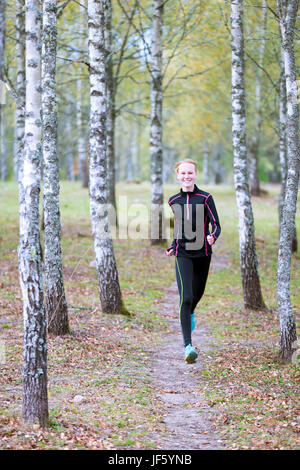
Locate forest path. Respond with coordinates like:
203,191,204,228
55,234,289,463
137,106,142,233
148,249,229,450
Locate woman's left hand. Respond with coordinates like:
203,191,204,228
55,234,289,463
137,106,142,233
207,235,215,246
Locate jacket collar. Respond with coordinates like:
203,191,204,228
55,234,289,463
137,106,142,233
180,183,199,195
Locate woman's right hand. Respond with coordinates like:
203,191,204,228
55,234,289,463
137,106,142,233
165,248,173,256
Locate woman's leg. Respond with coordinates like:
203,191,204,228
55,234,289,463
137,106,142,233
191,255,211,314
175,257,194,347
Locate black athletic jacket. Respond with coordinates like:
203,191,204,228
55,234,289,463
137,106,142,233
167,184,221,258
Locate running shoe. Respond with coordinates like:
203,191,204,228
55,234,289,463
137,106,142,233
191,312,196,332
185,344,198,364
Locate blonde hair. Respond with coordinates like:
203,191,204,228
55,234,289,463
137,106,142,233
174,159,198,173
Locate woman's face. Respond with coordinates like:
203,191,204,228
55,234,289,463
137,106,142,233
176,163,197,189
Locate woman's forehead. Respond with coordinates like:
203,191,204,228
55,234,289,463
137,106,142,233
178,163,196,172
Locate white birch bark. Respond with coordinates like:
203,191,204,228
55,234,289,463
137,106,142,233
230,0,265,310
213,143,222,184
66,103,75,181
88,0,128,315
162,145,172,183
16,0,26,186
150,0,166,244
126,126,134,181
276,0,299,363
135,115,142,181
0,106,6,180
14,110,18,180
278,49,288,231
0,0,4,82
248,0,267,196
104,0,117,215
77,1,88,188
115,121,123,182
0,0,5,179
18,0,48,427
76,76,88,187
203,141,209,185
278,46,298,253
42,0,69,336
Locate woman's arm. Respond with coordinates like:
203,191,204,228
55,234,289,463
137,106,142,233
206,194,221,242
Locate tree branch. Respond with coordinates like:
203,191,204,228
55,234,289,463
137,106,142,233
245,51,278,91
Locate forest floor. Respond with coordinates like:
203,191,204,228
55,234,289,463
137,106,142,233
0,181,299,450
149,282,226,450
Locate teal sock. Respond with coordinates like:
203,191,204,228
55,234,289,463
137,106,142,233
191,312,196,332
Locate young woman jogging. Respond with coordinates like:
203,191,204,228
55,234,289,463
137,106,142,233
165,159,221,364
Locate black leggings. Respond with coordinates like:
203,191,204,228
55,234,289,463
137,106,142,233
175,255,211,347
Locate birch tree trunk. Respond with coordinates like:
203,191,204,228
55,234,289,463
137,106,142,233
248,136,260,195
0,0,4,81
230,0,265,310
18,0,48,427
0,107,6,180
203,141,209,185
278,47,298,253
88,0,129,316
276,0,299,363
162,146,173,183
125,126,134,181
248,0,267,197
0,0,5,178
150,0,166,245
292,218,298,253
77,77,88,187
278,49,288,232
14,110,18,180
135,116,142,181
66,103,75,181
115,122,123,182
213,143,222,184
76,1,88,188
104,0,117,219
16,0,26,186
42,0,69,336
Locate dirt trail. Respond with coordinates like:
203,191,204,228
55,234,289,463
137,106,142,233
149,249,229,450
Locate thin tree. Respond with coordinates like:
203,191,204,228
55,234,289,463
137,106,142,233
42,0,69,336
0,0,4,83
104,0,116,213
278,49,287,231
150,0,166,245
77,0,89,188
278,45,298,253
77,77,88,187
276,0,299,363
203,141,209,185
15,0,26,185
0,105,6,180
18,0,48,427
230,0,265,310
88,0,130,316
0,0,5,180
117,0,203,243
248,0,267,197
105,0,138,223
66,102,75,181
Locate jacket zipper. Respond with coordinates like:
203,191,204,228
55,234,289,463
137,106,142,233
187,193,189,220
